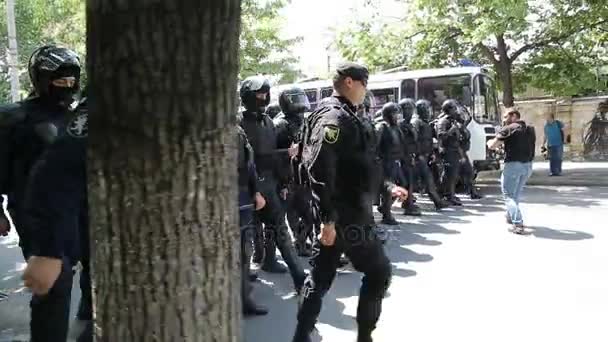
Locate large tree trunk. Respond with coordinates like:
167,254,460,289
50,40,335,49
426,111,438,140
497,60,515,108
5,0,20,102
86,1,242,341
495,34,515,107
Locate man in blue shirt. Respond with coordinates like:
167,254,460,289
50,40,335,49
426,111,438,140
543,113,566,176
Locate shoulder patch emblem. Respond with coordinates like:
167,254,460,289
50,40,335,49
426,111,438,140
323,125,340,144
67,113,88,138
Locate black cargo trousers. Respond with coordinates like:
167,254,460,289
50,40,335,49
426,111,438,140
294,223,392,341
285,184,315,252
255,174,306,287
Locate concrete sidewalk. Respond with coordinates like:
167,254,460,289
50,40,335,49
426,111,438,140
477,161,608,186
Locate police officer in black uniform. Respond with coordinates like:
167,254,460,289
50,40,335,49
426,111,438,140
274,86,314,256
238,76,306,291
293,63,408,342
398,98,422,216
22,102,91,342
0,45,81,257
265,102,281,119
411,99,450,210
376,102,406,225
456,107,483,199
435,99,464,206
237,125,269,316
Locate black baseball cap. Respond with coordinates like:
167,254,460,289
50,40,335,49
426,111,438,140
335,62,369,84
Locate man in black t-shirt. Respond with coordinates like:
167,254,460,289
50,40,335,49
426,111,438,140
487,108,536,234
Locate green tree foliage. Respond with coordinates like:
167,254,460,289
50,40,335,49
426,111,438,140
0,0,301,102
336,0,608,105
240,0,302,83
0,0,85,102
337,21,409,73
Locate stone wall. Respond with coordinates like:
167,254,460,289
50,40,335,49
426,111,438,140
504,96,608,160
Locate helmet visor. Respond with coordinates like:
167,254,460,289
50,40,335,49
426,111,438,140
284,93,310,112
244,76,269,93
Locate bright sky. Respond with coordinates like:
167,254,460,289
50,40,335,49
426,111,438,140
281,0,404,78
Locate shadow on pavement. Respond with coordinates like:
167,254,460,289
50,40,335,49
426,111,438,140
527,226,594,241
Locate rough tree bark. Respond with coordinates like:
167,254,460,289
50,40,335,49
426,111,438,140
86,1,242,341
495,34,515,108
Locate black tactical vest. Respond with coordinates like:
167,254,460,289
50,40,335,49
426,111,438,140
399,120,419,157
0,98,72,212
412,116,434,156
239,111,277,174
459,122,471,152
378,123,405,161
435,116,461,152
274,112,304,149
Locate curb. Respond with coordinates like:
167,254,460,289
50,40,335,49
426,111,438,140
477,171,608,187
477,178,608,187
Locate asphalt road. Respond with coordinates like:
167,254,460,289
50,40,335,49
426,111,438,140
2,185,607,342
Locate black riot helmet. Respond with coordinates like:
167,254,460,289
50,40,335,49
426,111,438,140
28,45,81,105
442,99,460,117
382,102,401,126
240,76,271,113
415,99,432,122
278,86,310,116
373,109,384,124
456,105,472,125
363,91,372,112
398,98,416,122
265,102,281,119
357,91,373,118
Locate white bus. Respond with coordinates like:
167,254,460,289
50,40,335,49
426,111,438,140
274,66,501,171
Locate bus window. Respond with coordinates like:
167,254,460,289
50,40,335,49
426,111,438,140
418,75,472,119
321,87,333,100
304,89,318,110
475,75,499,124
400,79,416,100
370,88,398,113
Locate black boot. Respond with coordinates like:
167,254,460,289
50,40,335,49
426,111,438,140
338,255,350,268
433,199,450,211
403,204,422,216
262,237,288,273
261,260,288,273
292,327,313,342
248,271,258,282
243,299,269,316
470,188,483,199
381,216,399,225
446,195,462,206
357,335,373,342
296,240,313,257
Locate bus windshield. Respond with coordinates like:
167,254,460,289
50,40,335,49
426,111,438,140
475,75,499,124
418,75,473,119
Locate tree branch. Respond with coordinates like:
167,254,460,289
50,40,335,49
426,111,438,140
510,18,608,62
476,43,498,66
403,30,427,41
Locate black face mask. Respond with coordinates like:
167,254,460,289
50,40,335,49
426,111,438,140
256,97,267,115
419,110,430,122
48,85,76,106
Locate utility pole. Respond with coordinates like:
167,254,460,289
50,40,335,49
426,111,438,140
6,0,20,102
